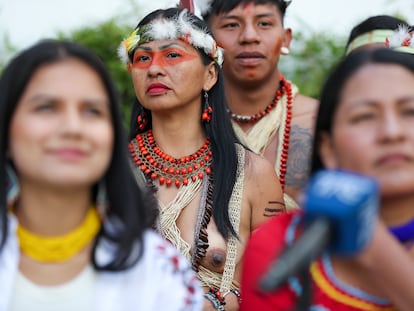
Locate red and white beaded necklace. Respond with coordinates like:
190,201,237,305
228,75,293,190
227,75,290,124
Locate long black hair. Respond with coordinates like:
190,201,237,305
311,48,414,174
0,39,158,271
128,8,240,239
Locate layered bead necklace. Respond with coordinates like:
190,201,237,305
227,75,293,190
129,130,215,271
129,130,213,188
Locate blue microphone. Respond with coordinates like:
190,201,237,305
259,170,379,292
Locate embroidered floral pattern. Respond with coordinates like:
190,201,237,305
156,242,201,310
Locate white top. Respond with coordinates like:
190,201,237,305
10,266,95,311
0,215,203,311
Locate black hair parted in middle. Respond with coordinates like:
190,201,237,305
128,7,240,240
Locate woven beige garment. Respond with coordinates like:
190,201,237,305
158,144,245,292
232,83,300,210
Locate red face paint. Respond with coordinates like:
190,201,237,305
270,27,285,57
243,2,254,15
132,47,198,69
273,40,283,57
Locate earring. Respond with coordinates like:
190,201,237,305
280,47,290,55
201,91,213,123
6,164,20,206
137,110,148,131
96,180,109,219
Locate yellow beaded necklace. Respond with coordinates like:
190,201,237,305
17,207,101,263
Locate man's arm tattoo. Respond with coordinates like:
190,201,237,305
285,124,313,189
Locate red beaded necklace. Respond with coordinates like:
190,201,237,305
228,74,289,124
228,75,293,190
129,130,213,188
278,79,293,191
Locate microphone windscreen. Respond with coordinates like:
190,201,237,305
304,170,379,255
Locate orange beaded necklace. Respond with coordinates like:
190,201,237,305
129,130,213,188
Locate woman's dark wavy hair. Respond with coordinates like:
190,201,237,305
311,48,414,175
0,39,158,271
201,0,289,22
128,8,239,239
345,15,411,50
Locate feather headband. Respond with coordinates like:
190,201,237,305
118,10,224,66
385,24,414,53
346,29,395,55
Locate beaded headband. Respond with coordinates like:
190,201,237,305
346,29,395,55
118,10,224,66
385,25,414,54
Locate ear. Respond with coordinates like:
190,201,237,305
203,62,218,92
126,63,132,73
318,132,339,169
282,28,292,50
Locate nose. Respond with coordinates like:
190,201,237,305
147,63,164,77
60,107,83,137
147,53,166,77
379,111,405,143
239,23,260,44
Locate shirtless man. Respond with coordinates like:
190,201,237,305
201,0,318,208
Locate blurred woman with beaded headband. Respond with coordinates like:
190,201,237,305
345,15,411,55
0,39,203,310
240,47,414,311
119,7,285,311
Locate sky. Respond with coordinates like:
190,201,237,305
0,0,413,58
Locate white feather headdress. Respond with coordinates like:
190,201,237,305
118,9,224,65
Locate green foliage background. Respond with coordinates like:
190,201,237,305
59,20,136,127
281,31,346,99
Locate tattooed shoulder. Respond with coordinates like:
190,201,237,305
285,124,313,189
